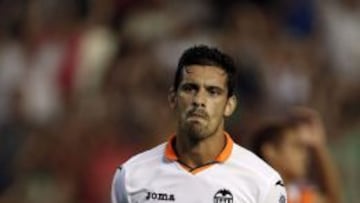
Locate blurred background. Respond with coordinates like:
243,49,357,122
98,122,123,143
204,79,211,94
0,0,359,202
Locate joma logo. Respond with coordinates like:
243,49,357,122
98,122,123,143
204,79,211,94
145,192,175,201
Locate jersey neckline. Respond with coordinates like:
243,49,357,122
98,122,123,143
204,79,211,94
164,132,234,174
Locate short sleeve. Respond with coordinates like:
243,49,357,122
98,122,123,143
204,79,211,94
262,179,287,203
111,167,130,203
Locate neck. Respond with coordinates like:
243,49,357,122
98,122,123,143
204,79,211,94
175,127,226,169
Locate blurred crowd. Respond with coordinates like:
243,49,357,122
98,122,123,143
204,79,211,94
0,0,359,203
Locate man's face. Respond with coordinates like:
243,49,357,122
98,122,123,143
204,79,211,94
170,65,236,140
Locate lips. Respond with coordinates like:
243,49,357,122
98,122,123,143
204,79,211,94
187,110,208,119
189,113,206,118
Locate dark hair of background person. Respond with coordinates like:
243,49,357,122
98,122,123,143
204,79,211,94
251,114,313,160
251,122,293,159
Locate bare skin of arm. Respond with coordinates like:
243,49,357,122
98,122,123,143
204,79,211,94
294,108,342,203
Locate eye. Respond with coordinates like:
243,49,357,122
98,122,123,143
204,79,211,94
208,87,222,96
181,84,196,93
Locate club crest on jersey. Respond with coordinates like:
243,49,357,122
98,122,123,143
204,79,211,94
279,194,286,203
214,189,233,203
145,191,175,201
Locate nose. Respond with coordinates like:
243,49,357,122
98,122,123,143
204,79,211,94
192,89,206,107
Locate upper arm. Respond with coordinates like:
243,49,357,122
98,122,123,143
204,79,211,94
262,179,288,203
111,167,130,203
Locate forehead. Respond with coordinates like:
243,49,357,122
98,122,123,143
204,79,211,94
181,65,227,87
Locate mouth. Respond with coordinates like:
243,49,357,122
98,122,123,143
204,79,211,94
187,110,208,120
189,113,206,118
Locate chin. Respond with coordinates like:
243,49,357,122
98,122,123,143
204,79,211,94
185,124,210,140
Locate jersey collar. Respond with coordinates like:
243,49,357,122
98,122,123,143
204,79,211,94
164,132,234,163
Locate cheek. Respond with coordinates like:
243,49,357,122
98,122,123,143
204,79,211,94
278,146,298,163
209,100,227,115
208,108,224,125
176,105,188,119
176,96,191,111
284,148,306,168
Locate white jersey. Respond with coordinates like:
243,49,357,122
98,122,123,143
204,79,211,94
111,133,287,203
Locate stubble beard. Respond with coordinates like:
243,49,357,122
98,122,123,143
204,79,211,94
186,122,208,141
180,119,218,142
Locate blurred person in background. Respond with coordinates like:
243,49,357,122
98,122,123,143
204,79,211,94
111,45,287,203
252,107,342,203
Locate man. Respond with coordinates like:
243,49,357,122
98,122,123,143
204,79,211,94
252,108,341,203
111,45,287,203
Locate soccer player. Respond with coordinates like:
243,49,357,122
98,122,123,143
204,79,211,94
252,108,341,203
111,45,287,203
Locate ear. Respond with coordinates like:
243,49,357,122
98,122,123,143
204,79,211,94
224,95,237,117
168,87,177,109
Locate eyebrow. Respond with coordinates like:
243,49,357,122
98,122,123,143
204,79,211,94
206,85,225,91
181,82,226,92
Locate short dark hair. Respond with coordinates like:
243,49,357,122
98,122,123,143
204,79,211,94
173,45,237,97
251,122,293,160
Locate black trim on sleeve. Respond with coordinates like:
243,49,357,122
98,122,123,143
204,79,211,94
275,180,285,187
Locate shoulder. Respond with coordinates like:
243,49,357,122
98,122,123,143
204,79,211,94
113,142,168,191
230,144,283,183
121,142,167,170
229,144,286,202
